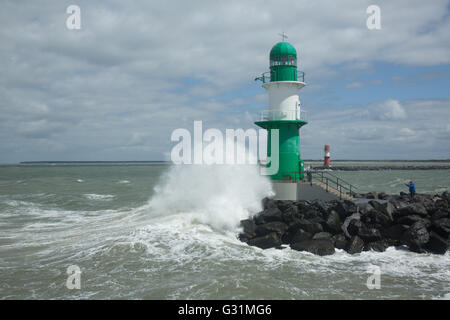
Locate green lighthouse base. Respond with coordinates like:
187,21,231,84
255,119,307,181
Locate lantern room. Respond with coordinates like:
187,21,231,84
269,42,298,82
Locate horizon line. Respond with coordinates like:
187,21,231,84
10,159,450,165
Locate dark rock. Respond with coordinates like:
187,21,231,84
290,239,335,256
289,229,313,244
378,192,389,200
306,215,326,225
358,202,374,214
342,213,360,238
238,233,250,242
347,219,363,236
431,210,449,221
247,232,281,249
238,219,257,242
402,221,430,253
381,224,409,240
422,198,437,215
366,192,377,199
311,200,331,215
312,232,332,240
254,207,283,224
298,219,323,234
361,209,392,227
397,215,427,226
303,207,324,221
346,235,365,254
324,210,342,234
390,198,410,211
242,194,449,256
426,231,449,254
255,221,288,237
364,240,390,252
262,197,278,210
295,200,311,212
277,200,295,212
395,203,428,219
357,226,382,242
281,219,303,244
330,200,357,220
431,218,450,238
332,234,348,250
342,200,358,214
281,205,299,224
369,201,395,221
435,199,449,211
385,239,401,247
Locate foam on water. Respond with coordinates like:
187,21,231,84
1,161,449,299
119,208,450,299
84,194,115,201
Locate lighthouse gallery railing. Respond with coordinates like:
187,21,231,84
255,71,306,83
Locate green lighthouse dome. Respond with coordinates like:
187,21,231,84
269,42,298,81
270,42,297,59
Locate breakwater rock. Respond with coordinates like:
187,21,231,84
238,192,450,256
313,165,450,171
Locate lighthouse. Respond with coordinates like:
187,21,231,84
255,36,308,200
324,144,331,167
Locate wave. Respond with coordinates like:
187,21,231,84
83,194,115,201
146,164,273,232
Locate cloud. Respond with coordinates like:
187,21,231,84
0,0,449,162
301,99,450,159
398,127,415,136
368,99,407,121
346,82,364,89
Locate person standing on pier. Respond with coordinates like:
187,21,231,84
405,181,416,199
306,165,312,185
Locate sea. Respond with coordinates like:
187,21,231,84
0,161,449,300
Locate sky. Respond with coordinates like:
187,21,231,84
0,0,450,163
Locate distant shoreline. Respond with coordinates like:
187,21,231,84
16,159,450,164
19,161,168,164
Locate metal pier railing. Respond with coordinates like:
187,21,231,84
285,170,358,200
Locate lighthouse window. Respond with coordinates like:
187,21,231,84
288,57,297,66
271,56,297,66
270,58,278,66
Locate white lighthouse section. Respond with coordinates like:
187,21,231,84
262,81,305,121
